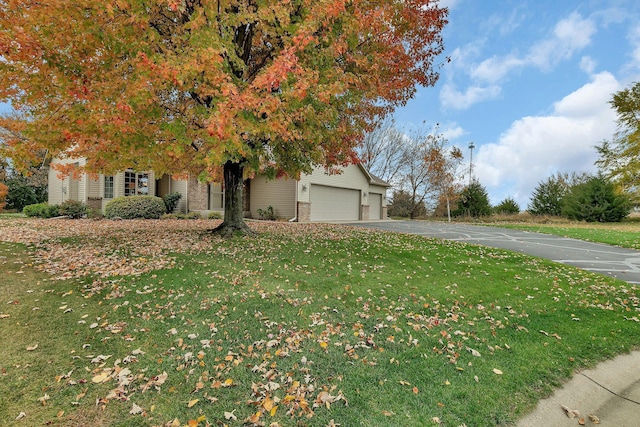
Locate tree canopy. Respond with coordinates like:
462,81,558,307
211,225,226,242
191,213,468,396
596,81,640,204
0,0,448,234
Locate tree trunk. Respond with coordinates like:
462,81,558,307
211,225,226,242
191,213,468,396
211,160,255,237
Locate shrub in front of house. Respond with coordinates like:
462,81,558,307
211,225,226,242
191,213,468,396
208,211,223,220
105,196,166,219
23,202,59,218
162,191,182,214
59,200,88,219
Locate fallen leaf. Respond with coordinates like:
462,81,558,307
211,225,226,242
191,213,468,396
561,405,580,418
187,399,199,408
224,410,237,421
130,403,143,415
382,410,394,416
92,371,111,384
15,412,26,420
588,414,600,424
26,344,38,351
412,386,419,394
578,418,585,425
492,368,503,375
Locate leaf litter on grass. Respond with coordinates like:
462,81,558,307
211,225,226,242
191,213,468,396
1,219,638,426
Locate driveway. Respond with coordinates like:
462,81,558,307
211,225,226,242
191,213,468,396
346,221,640,285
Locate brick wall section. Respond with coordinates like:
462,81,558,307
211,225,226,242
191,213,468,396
297,202,311,222
187,178,208,211
361,204,369,221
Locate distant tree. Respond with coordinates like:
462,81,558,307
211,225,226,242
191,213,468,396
596,82,640,204
453,180,491,218
358,118,408,186
424,138,464,222
563,176,631,222
493,197,520,215
387,189,426,218
528,172,591,216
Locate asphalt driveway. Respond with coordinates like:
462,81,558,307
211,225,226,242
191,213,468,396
346,221,640,285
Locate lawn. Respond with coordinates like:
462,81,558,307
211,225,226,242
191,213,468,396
0,218,638,427
494,221,640,250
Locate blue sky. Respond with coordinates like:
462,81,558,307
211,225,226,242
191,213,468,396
393,0,640,209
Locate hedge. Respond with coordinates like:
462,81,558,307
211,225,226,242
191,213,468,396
105,196,166,219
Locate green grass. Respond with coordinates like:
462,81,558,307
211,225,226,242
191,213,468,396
495,222,640,249
0,219,638,427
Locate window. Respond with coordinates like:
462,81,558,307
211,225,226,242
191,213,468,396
104,176,114,199
124,171,150,196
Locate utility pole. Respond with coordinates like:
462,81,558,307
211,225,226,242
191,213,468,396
468,141,475,187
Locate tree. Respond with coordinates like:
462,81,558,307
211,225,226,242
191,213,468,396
361,122,463,219
0,182,7,212
0,0,448,236
387,189,426,218
493,197,520,215
596,82,640,204
527,172,590,216
453,180,491,218
358,118,408,186
423,139,464,221
562,175,631,222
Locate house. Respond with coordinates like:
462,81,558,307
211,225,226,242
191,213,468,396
48,158,389,222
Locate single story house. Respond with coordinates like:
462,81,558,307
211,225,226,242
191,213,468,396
47,158,389,222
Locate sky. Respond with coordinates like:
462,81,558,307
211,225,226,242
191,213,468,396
392,0,640,209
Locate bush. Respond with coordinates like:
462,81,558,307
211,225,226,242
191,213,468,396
59,200,88,219
493,197,520,215
562,176,631,222
256,206,277,220
453,181,491,218
23,202,59,218
208,211,223,220
162,191,182,214
105,196,166,219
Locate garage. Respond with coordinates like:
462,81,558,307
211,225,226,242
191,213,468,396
310,184,360,221
369,193,382,220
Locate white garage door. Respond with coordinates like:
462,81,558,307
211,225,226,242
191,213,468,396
310,185,360,221
369,193,382,220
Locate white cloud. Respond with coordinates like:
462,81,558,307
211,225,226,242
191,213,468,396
440,124,466,141
626,25,640,72
471,55,524,83
579,56,597,74
527,13,596,70
472,72,620,207
440,83,501,110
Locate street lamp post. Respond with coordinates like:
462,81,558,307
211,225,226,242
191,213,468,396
468,142,475,186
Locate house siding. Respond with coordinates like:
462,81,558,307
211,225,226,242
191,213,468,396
250,176,296,219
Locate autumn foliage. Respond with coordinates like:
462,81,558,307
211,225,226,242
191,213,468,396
0,182,7,211
0,0,448,232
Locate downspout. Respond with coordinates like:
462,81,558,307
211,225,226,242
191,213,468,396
288,180,298,222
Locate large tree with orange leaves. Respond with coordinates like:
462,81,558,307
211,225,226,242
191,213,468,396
0,0,447,234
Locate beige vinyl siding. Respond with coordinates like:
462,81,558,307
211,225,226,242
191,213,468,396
170,177,188,213
250,176,296,219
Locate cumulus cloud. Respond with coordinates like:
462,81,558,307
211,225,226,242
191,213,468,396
440,83,501,110
527,13,596,70
472,72,620,207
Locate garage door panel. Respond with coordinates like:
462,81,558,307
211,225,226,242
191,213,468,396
369,193,382,220
310,185,360,221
